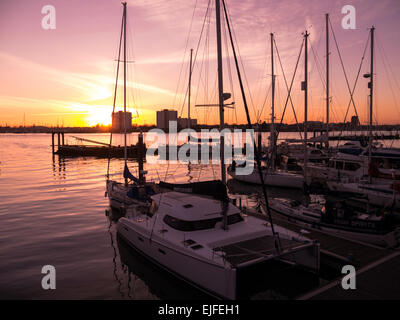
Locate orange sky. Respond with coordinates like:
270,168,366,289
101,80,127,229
1,0,400,127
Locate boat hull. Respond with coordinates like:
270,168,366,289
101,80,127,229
228,167,304,189
117,219,237,299
269,200,400,247
327,181,400,209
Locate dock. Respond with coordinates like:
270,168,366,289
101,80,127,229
51,131,146,159
298,251,400,299
245,208,400,299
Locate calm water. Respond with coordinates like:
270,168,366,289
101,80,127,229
3,132,390,299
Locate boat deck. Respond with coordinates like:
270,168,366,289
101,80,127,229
214,235,303,267
247,209,392,268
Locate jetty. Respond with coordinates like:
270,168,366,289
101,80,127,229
51,131,146,159
245,208,400,299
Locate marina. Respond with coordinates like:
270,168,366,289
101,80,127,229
2,0,400,304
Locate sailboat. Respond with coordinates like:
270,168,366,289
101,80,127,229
227,33,304,189
325,26,400,210
107,1,320,299
268,23,400,247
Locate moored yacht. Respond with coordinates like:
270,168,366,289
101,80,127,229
268,195,400,247
106,1,320,300
117,186,320,299
227,163,304,189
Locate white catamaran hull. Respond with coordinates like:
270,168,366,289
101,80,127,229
114,191,319,299
117,219,237,299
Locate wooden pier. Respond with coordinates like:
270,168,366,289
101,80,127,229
51,131,146,159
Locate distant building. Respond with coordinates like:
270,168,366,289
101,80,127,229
112,111,132,132
351,115,360,127
156,109,178,131
178,117,197,129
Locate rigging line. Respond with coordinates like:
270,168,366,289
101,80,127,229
222,10,236,125
172,0,199,108
336,31,370,144
376,36,400,119
258,81,272,122
222,0,279,244
162,1,212,207
254,38,269,119
274,38,303,139
224,1,258,123
329,17,360,121
107,9,124,179
310,41,326,90
274,38,305,144
179,0,212,118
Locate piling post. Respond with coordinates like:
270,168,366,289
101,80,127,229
51,132,55,154
57,132,60,151
62,132,65,146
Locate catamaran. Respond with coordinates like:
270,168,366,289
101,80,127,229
105,1,320,299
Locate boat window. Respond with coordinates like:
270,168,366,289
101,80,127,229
163,213,243,231
335,161,344,170
183,239,196,246
344,162,361,171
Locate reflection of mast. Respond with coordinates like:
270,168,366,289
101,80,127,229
108,219,124,298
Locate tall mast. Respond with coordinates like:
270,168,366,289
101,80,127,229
123,2,128,185
303,31,309,183
221,0,279,243
188,48,193,130
215,0,226,185
325,13,330,148
368,26,375,177
270,33,276,170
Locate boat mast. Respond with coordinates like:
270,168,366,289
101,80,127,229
325,14,330,148
270,33,276,171
303,31,309,183
123,2,128,185
215,0,226,185
188,48,193,130
221,0,279,244
368,26,375,182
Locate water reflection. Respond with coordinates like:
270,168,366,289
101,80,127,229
52,155,66,181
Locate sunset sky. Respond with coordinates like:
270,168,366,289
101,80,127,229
1,0,400,127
